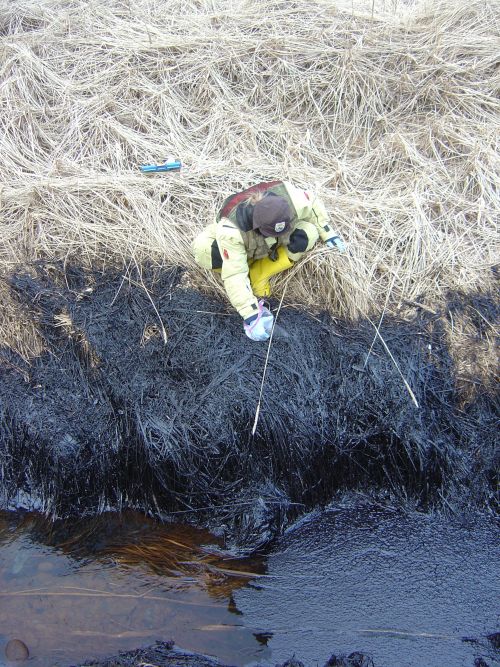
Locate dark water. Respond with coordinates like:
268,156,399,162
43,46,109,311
236,504,500,667
0,511,269,667
0,506,498,667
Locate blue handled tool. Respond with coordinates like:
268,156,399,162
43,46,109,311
140,159,182,173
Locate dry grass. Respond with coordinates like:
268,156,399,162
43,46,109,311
0,0,498,344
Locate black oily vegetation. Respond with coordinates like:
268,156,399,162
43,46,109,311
0,263,498,547
70,640,376,667
71,638,500,667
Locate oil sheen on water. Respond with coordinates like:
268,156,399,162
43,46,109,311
236,504,499,667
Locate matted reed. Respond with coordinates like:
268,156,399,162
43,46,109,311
0,0,498,344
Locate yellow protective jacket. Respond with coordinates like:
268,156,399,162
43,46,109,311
215,180,335,320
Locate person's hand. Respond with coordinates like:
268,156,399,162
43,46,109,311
243,301,274,341
326,235,346,253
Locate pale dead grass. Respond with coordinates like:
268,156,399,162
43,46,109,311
0,0,498,378
0,277,44,360
444,307,499,405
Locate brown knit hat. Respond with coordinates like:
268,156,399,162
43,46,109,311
252,195,292,237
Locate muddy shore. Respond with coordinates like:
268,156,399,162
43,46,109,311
73,639,380,667
72,637,499,667
72,641,369,667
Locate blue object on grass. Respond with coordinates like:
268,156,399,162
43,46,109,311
140,159,182,173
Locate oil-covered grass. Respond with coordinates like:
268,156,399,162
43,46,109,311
0,264,497,547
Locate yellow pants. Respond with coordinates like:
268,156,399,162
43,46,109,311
192,228,294,297
249,246,293,297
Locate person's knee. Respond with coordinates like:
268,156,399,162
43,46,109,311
249,246,293,297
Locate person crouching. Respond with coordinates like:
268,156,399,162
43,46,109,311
192,180,345,341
